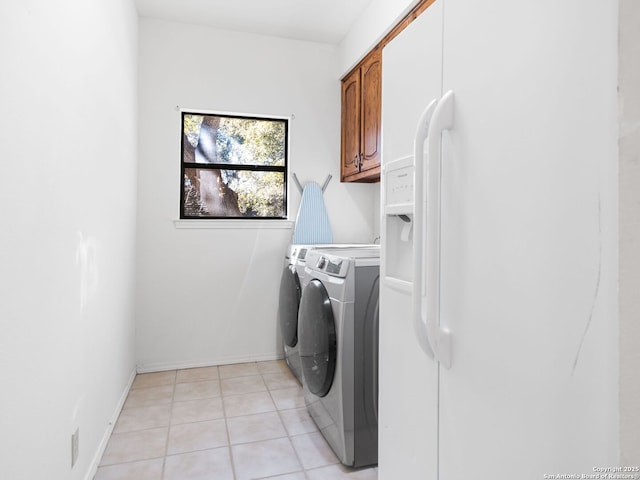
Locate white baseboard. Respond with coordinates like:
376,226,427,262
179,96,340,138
136,352,284,374
83,368,137,480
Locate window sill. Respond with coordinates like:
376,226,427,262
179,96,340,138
173,219,295,230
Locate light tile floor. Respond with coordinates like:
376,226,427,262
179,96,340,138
95,360,378,480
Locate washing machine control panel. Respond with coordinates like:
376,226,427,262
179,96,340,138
306,247,379,279
315,255,344,276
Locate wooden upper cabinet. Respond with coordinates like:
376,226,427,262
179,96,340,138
340,49,382,183
338,0,434,182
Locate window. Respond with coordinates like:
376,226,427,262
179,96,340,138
181,111,288,219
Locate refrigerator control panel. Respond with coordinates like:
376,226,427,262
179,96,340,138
384,156,414,215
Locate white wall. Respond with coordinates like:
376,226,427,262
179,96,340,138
336,0,423,238
337,0,420,76
619,0,640,465
0,1,138,479
136,19,377,372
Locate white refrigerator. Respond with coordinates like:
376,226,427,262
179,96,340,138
379,1,619,479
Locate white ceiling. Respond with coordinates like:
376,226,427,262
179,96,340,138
134,0,374,45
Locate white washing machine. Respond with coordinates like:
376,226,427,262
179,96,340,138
277,244,377,383
298,246,380,467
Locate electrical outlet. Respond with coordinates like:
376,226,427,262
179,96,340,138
71,428,79,468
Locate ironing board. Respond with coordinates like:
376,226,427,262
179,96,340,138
292,181,333,244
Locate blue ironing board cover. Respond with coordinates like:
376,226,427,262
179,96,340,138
292,182,333,244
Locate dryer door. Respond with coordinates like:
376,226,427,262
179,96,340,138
299,279,337,397
278,265,301,348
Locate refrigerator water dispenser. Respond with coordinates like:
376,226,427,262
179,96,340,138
382,155,414,292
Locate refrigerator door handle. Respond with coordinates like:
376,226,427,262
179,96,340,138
412,98,439,360
425,89,454,368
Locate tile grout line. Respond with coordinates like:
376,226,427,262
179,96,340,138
220,371,239,480
103,373,174,472
160,369,177,479
266,371,308,478
226,363,278,480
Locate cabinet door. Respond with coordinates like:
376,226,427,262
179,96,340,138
360,50,382,175
341,69,361,180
